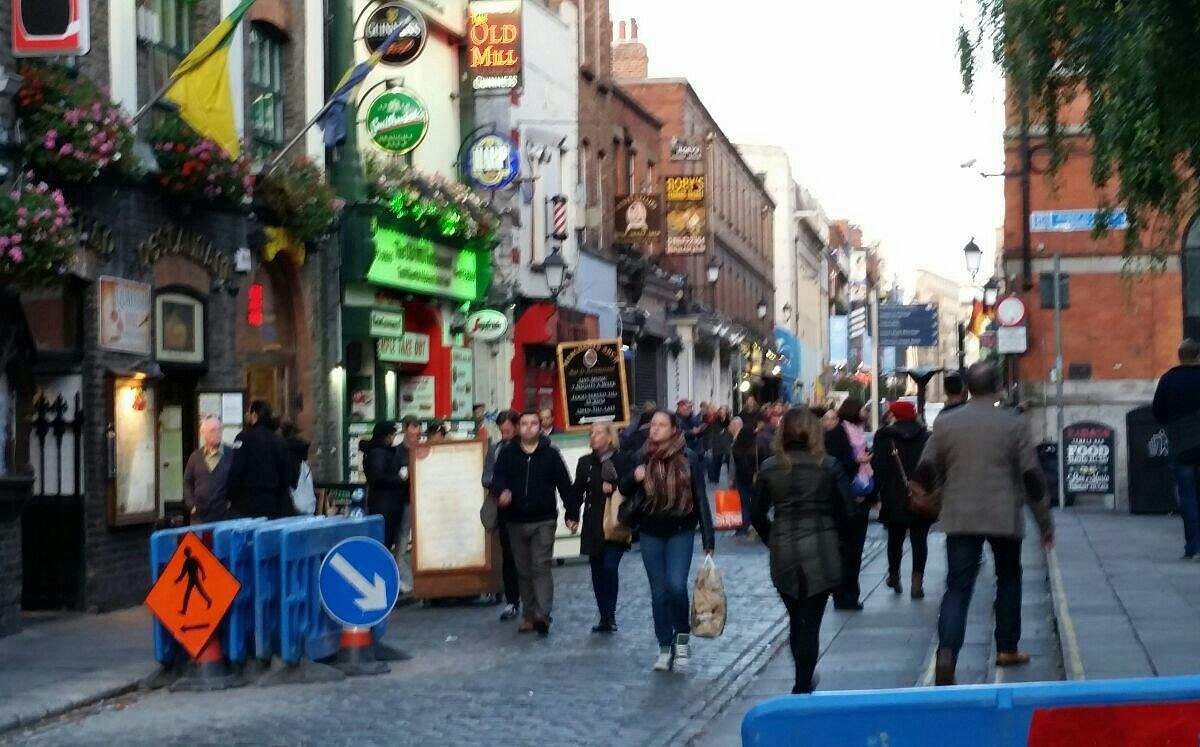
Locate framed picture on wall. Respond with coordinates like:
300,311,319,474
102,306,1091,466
155,291,205,364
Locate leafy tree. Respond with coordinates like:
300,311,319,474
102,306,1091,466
960,0,1200,261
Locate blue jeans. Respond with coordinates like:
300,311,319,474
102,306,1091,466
938,535,1023,655
1171,464,1200,556
589,542,626,619
640,530,696,646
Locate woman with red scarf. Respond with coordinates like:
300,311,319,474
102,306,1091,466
871,400,933,598
620,410,716,673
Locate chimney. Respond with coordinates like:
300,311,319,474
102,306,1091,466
612,17,648,80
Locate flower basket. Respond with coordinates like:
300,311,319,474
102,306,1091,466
16,64,137,185
254,158,343,247
150,115,252,210
0,176,79,286
364,157,498,251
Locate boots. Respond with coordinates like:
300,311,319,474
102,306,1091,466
911,573,925,600
886,571,903,594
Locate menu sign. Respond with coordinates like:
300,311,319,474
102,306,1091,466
614,194,662,248
556,339,629,431
665,176,706,255
1064,421,1115,496
467,0,522,93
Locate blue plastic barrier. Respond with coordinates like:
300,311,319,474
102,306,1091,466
742,675,1200,746
278,515,386,665
252,516,324,662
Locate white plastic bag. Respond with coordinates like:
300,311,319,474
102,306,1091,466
291,462,317,515
691,555,726,638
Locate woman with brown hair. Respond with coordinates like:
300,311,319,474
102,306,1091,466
752,408,855,694
620,410,716,673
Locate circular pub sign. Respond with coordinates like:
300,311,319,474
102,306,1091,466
365,88,429,155
363,2,427,66
464,133,519,190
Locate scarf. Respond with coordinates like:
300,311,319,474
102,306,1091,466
643,432,693,517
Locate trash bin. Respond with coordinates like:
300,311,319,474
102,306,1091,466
1127,405,1177,514
1036,441,1071,507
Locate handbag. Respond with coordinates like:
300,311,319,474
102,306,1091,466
480,492,499,531
602,490,633,544
891,443,940,522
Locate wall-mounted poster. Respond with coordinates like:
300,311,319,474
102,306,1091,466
556,338,630,430
98,276,151,355
399,375,435,419
110,378,158,526
451,347,474,419
155,292,205,364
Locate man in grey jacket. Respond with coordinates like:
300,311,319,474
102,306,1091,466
916,361,1055,686
183,416,230,523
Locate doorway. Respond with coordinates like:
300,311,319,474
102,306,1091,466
157,374,198,523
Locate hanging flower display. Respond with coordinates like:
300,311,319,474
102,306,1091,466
254,157,344,247
365,157,499,250
16,63,137,184
0,174,79,286
150,115,252,209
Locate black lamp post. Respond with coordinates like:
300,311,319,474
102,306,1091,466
706,257,722,308
541,248,567,298
963,237,982,281
983,277,1000,307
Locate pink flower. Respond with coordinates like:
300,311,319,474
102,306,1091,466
16,207,27,219
8,248,22,263
64,109,83,126
59,144,75,157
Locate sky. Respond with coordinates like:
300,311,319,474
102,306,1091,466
609,0,1007,293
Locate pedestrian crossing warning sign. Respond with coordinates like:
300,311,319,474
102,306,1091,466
144,532,240,658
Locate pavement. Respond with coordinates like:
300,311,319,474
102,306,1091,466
1,506,1194,746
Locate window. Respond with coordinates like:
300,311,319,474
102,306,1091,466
248,24,286,157
136,0,194,130
626,148,636,193
1038,272,1070,309
1184,215,1200,338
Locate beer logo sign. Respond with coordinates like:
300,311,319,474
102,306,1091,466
365,88,429,155
464,309,509,341
464,133,519,190
363,2,427,66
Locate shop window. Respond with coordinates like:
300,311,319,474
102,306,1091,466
248,23,286,158
136,0,194,132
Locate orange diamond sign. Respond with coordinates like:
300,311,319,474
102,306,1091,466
144,532,240,658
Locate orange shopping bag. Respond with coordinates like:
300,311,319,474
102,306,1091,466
714,489,743,530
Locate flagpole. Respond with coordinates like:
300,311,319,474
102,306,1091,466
131,79,176,125
265,98,338,175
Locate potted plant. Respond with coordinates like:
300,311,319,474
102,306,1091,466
150,115,252,210
364,157,498,251
0,175,79,287
254,157,344,248
16,63,137,185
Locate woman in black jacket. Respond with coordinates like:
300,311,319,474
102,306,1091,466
567,423,630,633
730,416,759,537
824,398,873,611
362,421,404,552
871,401,932,598
619,410,716,673
752,407,855,694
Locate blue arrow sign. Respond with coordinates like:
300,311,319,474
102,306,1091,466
319,537,400,629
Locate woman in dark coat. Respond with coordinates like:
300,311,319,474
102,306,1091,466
824,398,874,610
704,405,733,484
730,416,759,536
871,400,933,599
362,421,405,552
752,407,855,694
566,423,630,633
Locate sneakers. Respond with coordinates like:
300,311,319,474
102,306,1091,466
499,603,520,621
591,615,617,634
653,646,672,672
673,633,691,672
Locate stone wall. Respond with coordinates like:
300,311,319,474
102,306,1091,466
0,477,31,636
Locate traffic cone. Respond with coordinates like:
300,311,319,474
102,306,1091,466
331,628,389,676
170,637,243,691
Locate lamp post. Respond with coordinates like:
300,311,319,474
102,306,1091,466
983,277,1000,308
963,237,982,281
756,298,768,320
782,302,793,322
541,248,567,298
706,257,722,309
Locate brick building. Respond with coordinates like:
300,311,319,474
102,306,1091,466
1002,95,1184,508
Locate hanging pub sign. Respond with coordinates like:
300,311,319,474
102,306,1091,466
556,338,630,431
1063,421,1115,496
464,308,509,341
365,88,430,155
463,132,519,190
363,1,427,65
13,0,90,57
614,194,662,248
466,0,522,93
665,175,706,255
669,137,703,162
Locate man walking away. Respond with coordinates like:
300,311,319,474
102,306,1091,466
224,401,293,519
916,362,1054,686
1152,338,1200,560
483,410,522,619
942,371,967,415
492,411,577,635
183,416,231,523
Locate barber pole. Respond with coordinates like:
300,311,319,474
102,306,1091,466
550,195,568,241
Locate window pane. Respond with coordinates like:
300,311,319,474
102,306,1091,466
1186,250,1200,316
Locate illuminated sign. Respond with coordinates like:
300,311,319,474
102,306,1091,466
365,88,429,155
367,225,483,301
466,0,522,93
463,133,519,190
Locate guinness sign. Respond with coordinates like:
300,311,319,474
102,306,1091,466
363,2,427,66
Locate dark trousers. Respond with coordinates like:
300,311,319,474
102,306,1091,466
780,591,830,694
707,453,726,484
887,523,931,576
497,517,520,606
735,476,755,534
589,542,626,619
370,499,404,554
507,520,557,621
1170,464,1200,556
835,504,870,606
640,530,695,646
938,535,1023,655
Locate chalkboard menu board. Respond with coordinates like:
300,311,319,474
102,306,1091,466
1063,421,1115,496
556,339,630,431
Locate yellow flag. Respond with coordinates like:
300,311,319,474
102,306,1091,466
164,0,256,159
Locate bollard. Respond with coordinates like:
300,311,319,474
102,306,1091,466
170,626,241,692
332,626,389,676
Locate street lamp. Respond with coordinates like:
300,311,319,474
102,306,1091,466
756,299,768,320
983,277,1000,307
782,302,793,322
706,257,722,285
541,248,567,297
963,238,982,280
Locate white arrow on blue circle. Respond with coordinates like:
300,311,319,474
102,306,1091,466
329,552,389,611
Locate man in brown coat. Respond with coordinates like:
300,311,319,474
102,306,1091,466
916,361,1055,686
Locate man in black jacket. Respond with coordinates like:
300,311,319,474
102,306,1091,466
492,410,576,635
225,401,292,519
1153,338,1200,559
